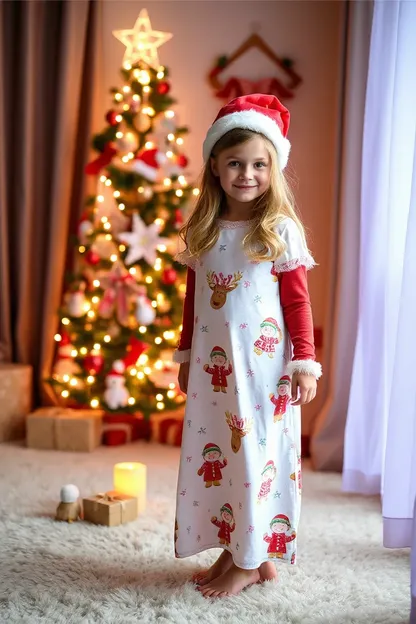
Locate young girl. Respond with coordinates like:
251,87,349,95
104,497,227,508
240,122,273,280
173,94,322,599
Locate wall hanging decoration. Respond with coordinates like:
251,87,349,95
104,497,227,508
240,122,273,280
208,33,302,100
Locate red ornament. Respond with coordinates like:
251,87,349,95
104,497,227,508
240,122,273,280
85,250,101,266
157,81,171,95
162,267,177,285
105,110,120,126
176,154,189,168
174,209,183,229
83,351,104,375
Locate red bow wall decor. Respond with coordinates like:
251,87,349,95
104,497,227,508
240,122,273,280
208,33,302,101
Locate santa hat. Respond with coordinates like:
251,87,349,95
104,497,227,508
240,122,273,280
220,503,234,516
210,346,226,359
107,360,125,377
202,442,221,456
271,513,291,528
202,94,291,169
262,460,276,475
260,317,279,331
131,148,167,181
278,375,291,386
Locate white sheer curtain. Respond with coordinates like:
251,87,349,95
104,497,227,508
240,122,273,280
342,0,416,551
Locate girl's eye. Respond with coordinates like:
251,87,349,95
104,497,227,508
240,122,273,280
229,161,240,167
255,162,267,168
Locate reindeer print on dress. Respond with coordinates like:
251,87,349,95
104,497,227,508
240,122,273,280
206,270,243,310
225,411,253,453
254,317,282,358
203,345,233,393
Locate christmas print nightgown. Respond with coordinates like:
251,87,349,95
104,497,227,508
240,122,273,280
174,217,315,570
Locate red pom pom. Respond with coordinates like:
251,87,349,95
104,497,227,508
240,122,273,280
106,110,119,126
85,250,101,266
157,81,171,95
83,352,104,375
162,267,177,285
176,154,188,168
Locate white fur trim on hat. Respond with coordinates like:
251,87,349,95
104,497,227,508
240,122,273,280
131,159,158,181
172,349,191,364
286,359,322,380
203,109,291,169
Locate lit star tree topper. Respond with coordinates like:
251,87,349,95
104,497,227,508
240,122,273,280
118,213,170,266
112,9,173,69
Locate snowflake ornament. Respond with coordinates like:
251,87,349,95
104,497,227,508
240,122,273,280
118,213,169,266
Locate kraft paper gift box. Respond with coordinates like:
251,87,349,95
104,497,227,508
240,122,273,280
26,407,103,452
0,363,32,442
82,491,138,526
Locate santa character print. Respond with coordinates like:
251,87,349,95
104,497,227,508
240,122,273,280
257,460,277,504
211,503,235,547
270,375,292,422
203,346,233,393
263,514,296,559
197,443,228,487
254,317,282,358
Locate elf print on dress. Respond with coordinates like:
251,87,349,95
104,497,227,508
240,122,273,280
269,375,292,422
197,442,228,488
254,317,282,358
257,460,277,504
206,271,243,310
290,455,302,494
203,346,233,393
225,411,253,453
263,514,296,559
211,503,235,547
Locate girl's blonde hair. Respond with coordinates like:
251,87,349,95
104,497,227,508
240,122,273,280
179,128,308,263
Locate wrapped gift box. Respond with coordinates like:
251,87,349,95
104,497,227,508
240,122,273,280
26,407,103,452
83,491,138,526
102,413,151,446
0,363,32,442
150,407,185,447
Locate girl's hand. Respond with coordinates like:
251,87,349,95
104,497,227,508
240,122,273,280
178,361,190,394
291,373,317,406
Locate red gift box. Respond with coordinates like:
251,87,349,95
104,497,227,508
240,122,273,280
102,413,151,446
150,408,184,447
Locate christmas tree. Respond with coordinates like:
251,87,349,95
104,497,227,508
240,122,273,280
49,10,198,418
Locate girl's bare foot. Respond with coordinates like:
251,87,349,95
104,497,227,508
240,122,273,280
198,563,260,598
192,550,232,585
259,561,278,583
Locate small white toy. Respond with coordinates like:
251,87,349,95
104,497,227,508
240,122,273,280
104,360,130,410
55,484,81,523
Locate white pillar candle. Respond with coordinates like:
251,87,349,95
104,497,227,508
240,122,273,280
113,462,146,514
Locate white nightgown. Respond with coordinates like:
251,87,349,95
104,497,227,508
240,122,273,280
174,217,314,570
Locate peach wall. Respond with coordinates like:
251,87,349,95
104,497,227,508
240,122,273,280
100,0,344,431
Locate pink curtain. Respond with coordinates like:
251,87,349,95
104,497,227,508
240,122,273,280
310,1,373,471
342,0,416,551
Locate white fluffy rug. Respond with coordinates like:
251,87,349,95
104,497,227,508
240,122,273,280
0,441,410,624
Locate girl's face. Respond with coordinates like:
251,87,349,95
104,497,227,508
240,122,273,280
211,136,271,209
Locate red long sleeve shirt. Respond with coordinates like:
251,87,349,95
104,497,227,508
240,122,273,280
177,265,315,362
